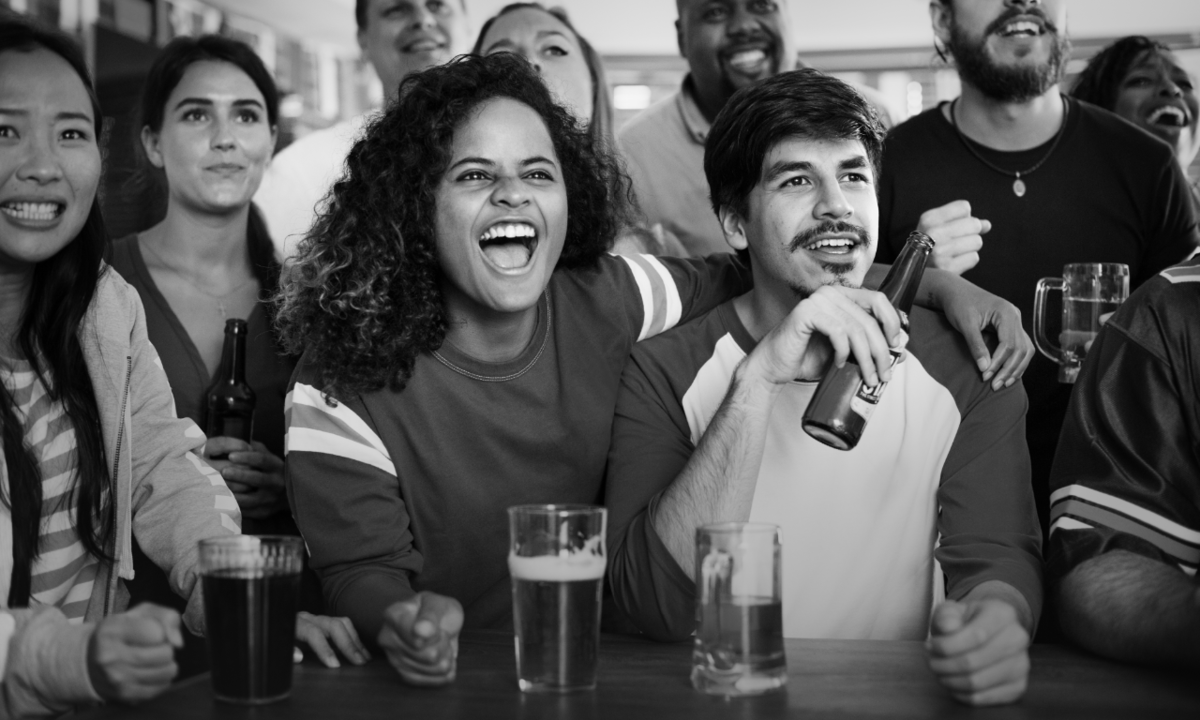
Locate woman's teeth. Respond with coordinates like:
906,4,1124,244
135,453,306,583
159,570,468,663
1148,106,1188,127
480,223,536,242
1,201,62,221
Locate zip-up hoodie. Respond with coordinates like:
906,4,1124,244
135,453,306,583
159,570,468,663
0,267,241,718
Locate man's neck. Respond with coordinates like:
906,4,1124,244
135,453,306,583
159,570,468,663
688,77,729,126
949,83,1066,152
732,282,799,343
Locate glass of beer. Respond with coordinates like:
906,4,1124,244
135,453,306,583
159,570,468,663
507,504,606,693
1034,263,1129,383
199,535,303,704
692,522,786,696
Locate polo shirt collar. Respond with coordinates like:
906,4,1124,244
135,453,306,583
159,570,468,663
676,75,712,146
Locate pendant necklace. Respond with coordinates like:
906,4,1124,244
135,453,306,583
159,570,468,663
141,240,255,321
949,96,1069,198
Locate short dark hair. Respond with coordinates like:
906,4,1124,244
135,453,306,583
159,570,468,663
1071,36,1173,112
704,68,885,221
356,0,368,30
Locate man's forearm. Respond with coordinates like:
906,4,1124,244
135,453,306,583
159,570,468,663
652,363,777,579
1058,550,1200,670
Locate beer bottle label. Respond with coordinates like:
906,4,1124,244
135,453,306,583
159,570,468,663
850,394,876,422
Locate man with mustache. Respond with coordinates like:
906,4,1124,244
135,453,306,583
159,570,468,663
605,69,1041,706
254,0,470,259
877,0,1199,553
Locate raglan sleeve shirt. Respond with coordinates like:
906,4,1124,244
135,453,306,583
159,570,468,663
1047,262,1200,582
284,367,420,642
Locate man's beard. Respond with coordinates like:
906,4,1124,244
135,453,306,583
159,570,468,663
786,220,870,298
946,12,1071,103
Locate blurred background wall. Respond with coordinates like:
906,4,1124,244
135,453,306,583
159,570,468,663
3,0,1199,235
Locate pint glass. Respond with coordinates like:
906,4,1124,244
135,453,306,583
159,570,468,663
199,535,303,704
692,523,786,696
507,504,606,693
1034,263,1129,383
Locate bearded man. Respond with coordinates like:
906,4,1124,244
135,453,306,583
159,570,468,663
876,0,1199,553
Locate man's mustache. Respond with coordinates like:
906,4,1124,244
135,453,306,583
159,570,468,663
986,6,1059,37
788,221,871,254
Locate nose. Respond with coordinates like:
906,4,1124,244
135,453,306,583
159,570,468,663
1158,77,1184,98
1005,0,1040,8
491,175,529,208
727,4,761,37
411,4,436,30
813,181,853,221
211,117,236,151
16,132,64,185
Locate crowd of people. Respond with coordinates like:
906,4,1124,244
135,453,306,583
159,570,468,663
0,0,1197,715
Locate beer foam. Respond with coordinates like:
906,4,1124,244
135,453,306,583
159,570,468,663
508,553,606,582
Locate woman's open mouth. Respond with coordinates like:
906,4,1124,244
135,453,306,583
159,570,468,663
1,200,65,225
479,221,539,270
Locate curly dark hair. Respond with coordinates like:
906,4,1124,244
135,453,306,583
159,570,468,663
1071,36,1172,112
275,52,628,400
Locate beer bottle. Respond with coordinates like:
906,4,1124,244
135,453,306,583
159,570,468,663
801,231,935,450
205,318,255,445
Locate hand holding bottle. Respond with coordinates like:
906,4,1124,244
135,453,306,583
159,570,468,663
202,437,286,519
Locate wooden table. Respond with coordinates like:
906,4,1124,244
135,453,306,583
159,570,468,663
79,630,1198,719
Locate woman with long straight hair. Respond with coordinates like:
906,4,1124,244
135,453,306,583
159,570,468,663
0,17,237,713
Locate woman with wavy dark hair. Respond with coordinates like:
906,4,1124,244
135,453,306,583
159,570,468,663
0,18,241,713
1071,37,1199,210
276,51,747,684
108,33,366,676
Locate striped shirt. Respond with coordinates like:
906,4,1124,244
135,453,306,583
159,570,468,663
1049,257,1200,580
0,358,98,622
285,252,747,638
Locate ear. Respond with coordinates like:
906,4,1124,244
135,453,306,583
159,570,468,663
140,126,164,169
269,124,279,161
929,1,952,47
357,26,369,56
718,207,749,253
675,19,685,59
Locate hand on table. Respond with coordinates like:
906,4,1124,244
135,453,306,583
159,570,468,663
936,276,1033,390
295,612,371,668
378,592,464,686
926,597,1031,706
87,603,182,703
917,200,991,276
202,437,287,519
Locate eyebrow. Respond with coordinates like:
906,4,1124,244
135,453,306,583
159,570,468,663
172,97,265,111
0,108,93,123
448,155,559,171
764,155,870,182
484,30,572,55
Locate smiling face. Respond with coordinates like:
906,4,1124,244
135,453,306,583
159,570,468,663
721,137,877,300
0,47,100,274
1113,49,1199,166
359,0,469,100
433,97,568,324
480,8,594,125
934,0,1070,102
676,0,796,116
142,60,275,217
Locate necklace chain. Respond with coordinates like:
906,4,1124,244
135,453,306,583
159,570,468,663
140,239,255,321
949,96,1069,198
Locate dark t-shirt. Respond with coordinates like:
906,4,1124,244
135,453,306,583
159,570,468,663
878,98,1198,535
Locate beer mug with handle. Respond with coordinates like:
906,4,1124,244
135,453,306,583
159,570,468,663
1034,263,1129,383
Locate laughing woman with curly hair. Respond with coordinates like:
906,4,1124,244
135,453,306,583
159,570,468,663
275,52,747,685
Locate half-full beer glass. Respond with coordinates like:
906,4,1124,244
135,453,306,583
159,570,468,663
692,523,786,696
1034,263,1129,383
508,504,606,693
199,536,302,704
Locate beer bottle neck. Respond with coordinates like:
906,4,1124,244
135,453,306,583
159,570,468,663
218,320,248,384
878,232,934,318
